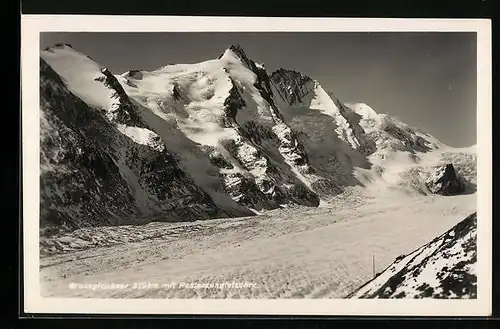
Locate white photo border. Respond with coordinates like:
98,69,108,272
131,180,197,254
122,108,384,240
21,15,492,316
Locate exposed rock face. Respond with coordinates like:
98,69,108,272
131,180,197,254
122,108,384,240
426,163,466,196
40,58,228,236
270,68,377,188
222,79,247,124
94,67,146,127
270,68,313,106
380,119,433,154
270,68,374,153
440,151,477,193
350,212,477,299
224,47,323,205
40,59,137,235
226,47,318,177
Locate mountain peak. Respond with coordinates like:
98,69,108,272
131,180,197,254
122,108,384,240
124,69,144,80
227,44,247,58
219,44,254,67
43,43,74,52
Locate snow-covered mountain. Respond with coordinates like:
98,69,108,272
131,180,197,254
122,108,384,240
39,43,476,233
349,211,477,299
40,45,246,235
115,44,325,211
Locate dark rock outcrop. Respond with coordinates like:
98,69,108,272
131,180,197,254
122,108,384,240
270,68,313,106
94,67,146,127
171,83,183,102
426,163,466,195
125,69,144,80
222,79,246,125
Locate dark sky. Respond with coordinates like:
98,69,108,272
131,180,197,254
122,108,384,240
40,32,477,147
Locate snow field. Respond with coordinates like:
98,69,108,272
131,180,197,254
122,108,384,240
40,191,476,299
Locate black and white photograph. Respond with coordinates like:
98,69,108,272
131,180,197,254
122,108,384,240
21,16,492,316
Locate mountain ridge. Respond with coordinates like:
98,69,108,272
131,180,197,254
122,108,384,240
40,56,233,235
39,43,474,234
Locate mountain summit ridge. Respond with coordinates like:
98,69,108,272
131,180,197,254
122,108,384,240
39,43,472,234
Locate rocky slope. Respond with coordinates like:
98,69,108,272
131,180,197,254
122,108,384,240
40,46,235,235
117,44,326,210
271,69,376,157
349,212,477,299
269,69,449,190
39,43,475,233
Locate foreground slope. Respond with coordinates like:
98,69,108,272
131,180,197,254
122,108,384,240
349,212,477,299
